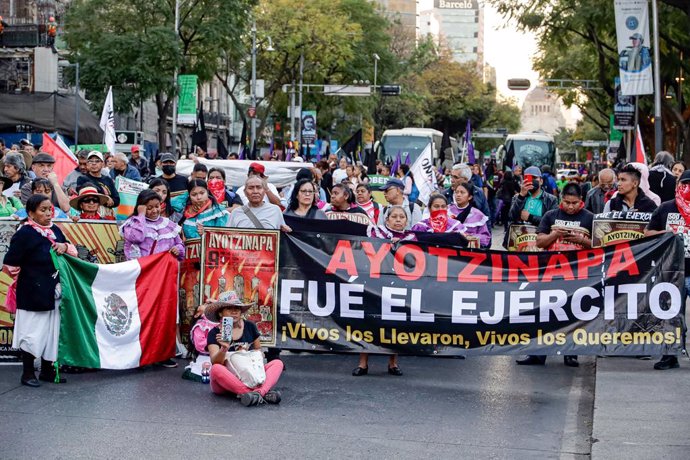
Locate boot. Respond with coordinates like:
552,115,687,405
38,359,66,383
21,352,40,387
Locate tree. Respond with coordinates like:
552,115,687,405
65,0,254,150
488,0,690,161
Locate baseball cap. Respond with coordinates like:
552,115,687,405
248,162,265,176
630,33,643,40
524,166,541,176
131,145,140,153
32,153,56,164
679,170,690,183
380,178,405,191
87,151,104,162
159,153,176,163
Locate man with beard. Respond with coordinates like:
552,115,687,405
644,170,690,370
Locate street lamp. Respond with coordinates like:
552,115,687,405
373,53,380,88
205,97,220,152
58,60,80,148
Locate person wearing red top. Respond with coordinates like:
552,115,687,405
69,186,116,221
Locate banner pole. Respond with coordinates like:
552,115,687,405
651,0,663,153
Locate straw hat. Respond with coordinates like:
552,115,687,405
69,186,110,209
204,290,255,322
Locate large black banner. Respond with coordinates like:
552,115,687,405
276,232,686,356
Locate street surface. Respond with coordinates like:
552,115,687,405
0,354,595,459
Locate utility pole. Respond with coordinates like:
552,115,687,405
297,54,304,155
652,0,663,153
250,19,257,156
171,0,180,156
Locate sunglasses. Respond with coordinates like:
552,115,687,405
81,197,100,204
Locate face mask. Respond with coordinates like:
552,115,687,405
678,183,690,202
207,178,226,203
429,209,449,233
162,165,176,175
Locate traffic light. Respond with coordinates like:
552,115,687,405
379,85,402,96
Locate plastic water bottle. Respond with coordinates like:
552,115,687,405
201,362,211,384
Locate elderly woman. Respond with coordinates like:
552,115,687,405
2,153,30,198
121,189,185,261
13,179,70,220
411,194,466,233
367,205,415,242
0,174,23,217
69,186,116,221
284,178,327,219
171,179,230,239
205,293,284,407
4,194,78,387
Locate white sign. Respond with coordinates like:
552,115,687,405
614,0,653,95
409,144,436,206
323,85,371,97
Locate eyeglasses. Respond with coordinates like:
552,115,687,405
81,198,100,204
299,189,315,195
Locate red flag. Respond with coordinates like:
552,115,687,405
632,125,647,165
41,133,78,184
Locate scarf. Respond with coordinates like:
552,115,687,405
25,218,57,242
429,209,448,233
184,199,212,219
675,183,690,225
80,212,102,220
358,199,375,219
453,204,473,224
207,179,226,203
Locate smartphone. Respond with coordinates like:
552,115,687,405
221,317,233,342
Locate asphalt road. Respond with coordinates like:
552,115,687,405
0,353,594,459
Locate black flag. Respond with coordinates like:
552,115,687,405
440,131,451,164
341,129,362,164
218,136,228,159
191,106,207,153
238,120,248,159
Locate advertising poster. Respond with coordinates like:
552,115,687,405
201,229,279,345
55,220,124,264
177,74,199,125
179,238,201,346
614,0,653,95
301,110,317,145
592,211,651,247
613,77,635,130
507,224,542,252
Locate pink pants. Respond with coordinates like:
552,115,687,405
210,360,284,397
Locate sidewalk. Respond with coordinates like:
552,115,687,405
591,355,690,459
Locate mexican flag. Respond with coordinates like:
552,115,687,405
52,252,179,369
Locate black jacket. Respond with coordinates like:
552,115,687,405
606,189,657,212
648,167,676,203
508,190,559,226
4,225,69,312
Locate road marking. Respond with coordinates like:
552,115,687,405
195,432,234,438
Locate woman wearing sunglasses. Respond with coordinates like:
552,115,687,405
69,186,116,221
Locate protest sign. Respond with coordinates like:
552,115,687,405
115,176,149,220
179,238,201,346
55,220,124,264
592,211,651,247
201,229,279,346
507,224,542,252
277,231,685,356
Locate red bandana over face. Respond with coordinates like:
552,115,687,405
207,178,226,203
676,183,690,224
429,209,448,233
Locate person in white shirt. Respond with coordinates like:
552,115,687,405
331,157,349,185
229,176,291,232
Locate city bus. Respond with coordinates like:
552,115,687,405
376,128,458,169
496,132,557,172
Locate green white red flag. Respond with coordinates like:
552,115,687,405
52,252,179,369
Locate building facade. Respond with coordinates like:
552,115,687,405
519,86,567,136
374,0,418,40
419,0,484,66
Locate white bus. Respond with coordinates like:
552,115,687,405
376,128,458,169
496,132,557,172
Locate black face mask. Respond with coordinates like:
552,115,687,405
532,179,540,190
162,165,176,175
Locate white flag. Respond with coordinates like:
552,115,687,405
614,0,653,95
409,143,436,206
99,86,117,154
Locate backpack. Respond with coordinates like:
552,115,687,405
189,315,219,356
405,174,420,203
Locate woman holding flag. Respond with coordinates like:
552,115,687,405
4,194,78,387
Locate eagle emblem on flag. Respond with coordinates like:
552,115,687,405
102,293,133,336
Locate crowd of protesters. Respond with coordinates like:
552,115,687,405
1,136,688,405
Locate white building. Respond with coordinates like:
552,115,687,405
519,86,568,136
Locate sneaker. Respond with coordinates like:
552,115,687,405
160,359,178,368
263,390,281,404
240,391,264,407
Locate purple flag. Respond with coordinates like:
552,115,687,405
465,120,475,164
404,153,411,165
239,145,245,160
390,150,402,176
